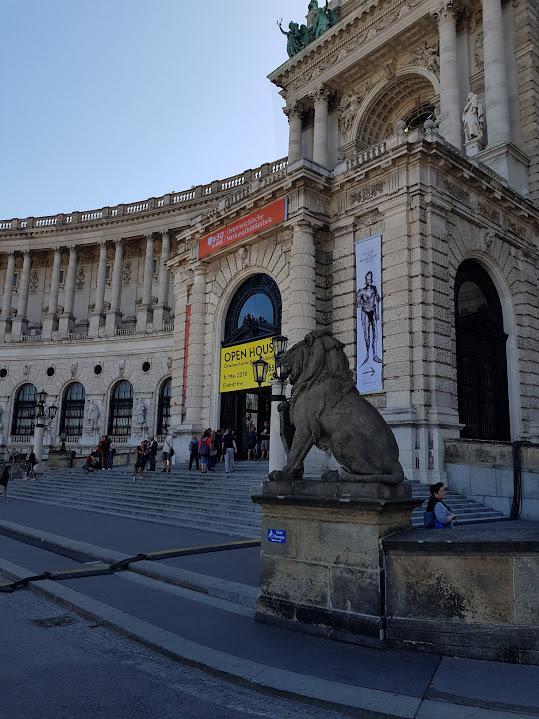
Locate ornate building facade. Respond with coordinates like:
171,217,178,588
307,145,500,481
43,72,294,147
1,0,538,516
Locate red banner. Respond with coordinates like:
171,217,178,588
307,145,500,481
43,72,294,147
181,304,191,420
198,197,288,259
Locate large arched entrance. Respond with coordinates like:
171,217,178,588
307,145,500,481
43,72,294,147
219,273,281,458
455,260,510,441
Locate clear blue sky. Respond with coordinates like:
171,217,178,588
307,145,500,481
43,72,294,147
1,0,310,219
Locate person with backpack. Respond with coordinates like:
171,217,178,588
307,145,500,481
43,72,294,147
162,432,174,473
198,429,212,475
188,436,199,471
424,482,457,529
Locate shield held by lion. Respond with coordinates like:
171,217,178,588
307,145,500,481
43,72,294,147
269,331,404,485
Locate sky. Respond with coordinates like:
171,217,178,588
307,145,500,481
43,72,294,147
0,0,310,219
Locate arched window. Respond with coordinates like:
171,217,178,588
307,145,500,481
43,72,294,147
108,380,133,437
455,260,510,441
157,378,171,435
223,274,281,346
60,383,85,437
12,384,37,436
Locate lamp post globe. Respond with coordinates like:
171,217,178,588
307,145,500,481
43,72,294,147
252,357,269,388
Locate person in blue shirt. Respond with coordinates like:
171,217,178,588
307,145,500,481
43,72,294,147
426,482,457,528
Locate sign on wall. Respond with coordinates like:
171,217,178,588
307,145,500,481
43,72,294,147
220,338,275,393
198,197,288,259
355,235,383,394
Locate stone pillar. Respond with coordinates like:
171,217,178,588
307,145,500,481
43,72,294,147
285,102,304,165
183,264,206,429
0,251,15,341
105,239,123,336
287,221,317,346
433,1,462,149
89,241,108,338
269,380,287,474
11,251,31,340
58,245,77,337
482,0,511,146
43,247,62,340
153,230,171,330
311,86,330,167
136,233,155,333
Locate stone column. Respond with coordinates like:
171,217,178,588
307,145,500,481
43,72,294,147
153,230,171,330
284,102,304,165
105,239,123,336
433,1,462,149
42,247,62,340
0,251,15,340
58,245,77,337
269,380,287,474
311,86,331,168
287,221,317,346
89,241,108,338
136,233,154,333
11,251,31,340
183,264,206,429
482,0,511,146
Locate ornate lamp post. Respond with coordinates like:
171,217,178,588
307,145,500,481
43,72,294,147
33,389,58,471
252,357,269,388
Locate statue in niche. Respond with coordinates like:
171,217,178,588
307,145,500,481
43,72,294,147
462,92,485,144
269,331,403,485
338,91,361,138
134,398,146,428
85,400,100,433
237,246,249,271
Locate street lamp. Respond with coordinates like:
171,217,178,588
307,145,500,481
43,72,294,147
252,357,269,388
33,390,58,472
271,335,289,392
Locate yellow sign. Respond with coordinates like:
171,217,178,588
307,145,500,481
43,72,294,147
220,338,275,393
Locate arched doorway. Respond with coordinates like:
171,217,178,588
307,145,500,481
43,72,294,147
455,260,510,440
108,380,134,437
220,274,281,457
60,382,85,438
11,383,37,436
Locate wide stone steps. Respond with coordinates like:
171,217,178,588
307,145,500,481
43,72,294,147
8,463,505,536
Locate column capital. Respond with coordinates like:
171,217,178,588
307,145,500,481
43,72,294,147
3,249,15,257
21,249,31,258
97,239,108,249
113,238,124,247
67,244,78,255
283,100,305,120
431,0,458,23
294,218,315,233
309,84,332,104
144,232,155,242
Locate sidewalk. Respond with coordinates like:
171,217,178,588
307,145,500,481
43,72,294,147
0,499,538,718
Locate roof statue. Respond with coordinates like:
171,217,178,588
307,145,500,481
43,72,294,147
278,1,338,58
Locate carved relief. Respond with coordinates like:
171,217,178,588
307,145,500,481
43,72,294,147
29,270,39,295
75,267,86,290
412,41,439,75
441,176,469,204
237,246,249,271
338,91,362,139
122,261,132,286
478,201,500,225
349,181,385,207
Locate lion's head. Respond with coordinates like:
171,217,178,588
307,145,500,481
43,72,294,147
283,331,354,390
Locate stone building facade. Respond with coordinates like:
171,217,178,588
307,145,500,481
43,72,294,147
1,0,538,516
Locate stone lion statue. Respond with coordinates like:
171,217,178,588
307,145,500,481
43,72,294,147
269,330,404,485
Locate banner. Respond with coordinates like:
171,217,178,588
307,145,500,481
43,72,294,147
220,338,275,393
181,304,192,419
199,197,288,259
355,235,383,394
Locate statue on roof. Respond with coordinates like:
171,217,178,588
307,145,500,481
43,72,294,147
278,1,338,58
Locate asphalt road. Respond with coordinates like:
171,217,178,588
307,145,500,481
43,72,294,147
1,587,347,719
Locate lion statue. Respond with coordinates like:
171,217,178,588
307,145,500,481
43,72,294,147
269,330,404,485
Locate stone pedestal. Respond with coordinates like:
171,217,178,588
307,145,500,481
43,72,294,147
105,310,122,337
0,318,11,342
89,312,104,339
42,314,58,341
253,479,421,645
10,316,28,341
58,313,75,338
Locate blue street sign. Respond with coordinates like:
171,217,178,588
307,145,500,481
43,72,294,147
267,529,287,544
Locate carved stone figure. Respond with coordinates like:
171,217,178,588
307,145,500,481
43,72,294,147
269,331,404,485
237,246,249,271
134,398,146,427
85,400,100,432
338,91,361,138
412,41,439,75
462,92,485,143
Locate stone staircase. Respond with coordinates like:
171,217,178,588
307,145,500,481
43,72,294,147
7,462,505,537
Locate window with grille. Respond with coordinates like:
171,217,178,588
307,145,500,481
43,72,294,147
11,383,37,436
108,380,133,436
60,382,85,437
157,378,171,435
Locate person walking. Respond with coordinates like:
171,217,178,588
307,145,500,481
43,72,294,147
246,425,256,461
97,436,108,471
0,465,11,501
162,431,174,473
425,482,457,528
223,429,237,475
133,440,149,481
148,437,158,471
188,436,199,471
103,435,112,469
26,450,38,480
260,421,270,460
198,429,212,475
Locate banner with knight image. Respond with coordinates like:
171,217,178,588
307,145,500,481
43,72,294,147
355,235,383,394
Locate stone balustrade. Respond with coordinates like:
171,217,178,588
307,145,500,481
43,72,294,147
0,156,287,231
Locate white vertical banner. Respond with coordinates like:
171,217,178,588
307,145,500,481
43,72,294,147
355,235,383,393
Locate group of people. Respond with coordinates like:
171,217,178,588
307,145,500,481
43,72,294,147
133,437,164,479
189,428,238,475
84,436,116,472
245,422,270,461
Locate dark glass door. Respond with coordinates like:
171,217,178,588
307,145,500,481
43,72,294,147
220,387,271,459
